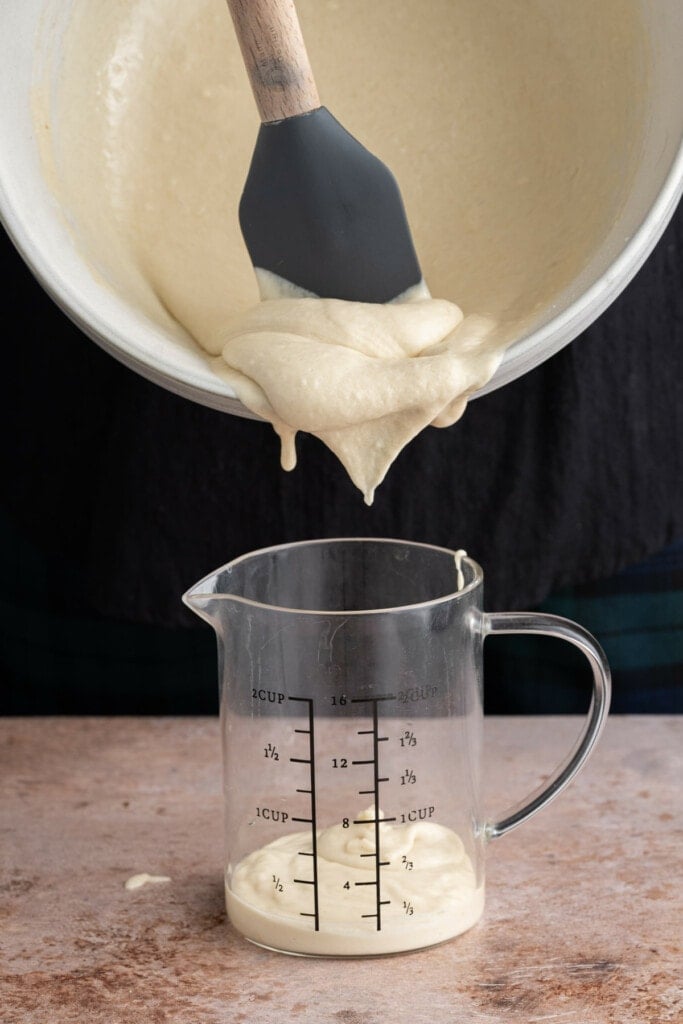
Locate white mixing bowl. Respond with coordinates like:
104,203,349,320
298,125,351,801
1,0,682,418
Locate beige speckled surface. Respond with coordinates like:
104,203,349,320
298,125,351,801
1,716,681,1023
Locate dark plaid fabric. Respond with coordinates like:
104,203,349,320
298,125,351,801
2,512,680,714
3,165,683,713
485,537,683,714
2,208,683,629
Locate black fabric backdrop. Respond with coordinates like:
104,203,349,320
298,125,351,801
1,203,682,630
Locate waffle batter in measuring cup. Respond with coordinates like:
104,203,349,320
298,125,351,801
227,807,483,956
186,540,611,958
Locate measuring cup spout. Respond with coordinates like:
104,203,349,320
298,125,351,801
182,572,227,629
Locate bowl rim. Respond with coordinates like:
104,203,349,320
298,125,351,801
1,0,682,416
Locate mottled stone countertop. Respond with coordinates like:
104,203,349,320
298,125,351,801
1,716,681,1023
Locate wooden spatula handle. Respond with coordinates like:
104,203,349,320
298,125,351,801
226,0,320,123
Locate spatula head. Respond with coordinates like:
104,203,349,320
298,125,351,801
239,107,422,303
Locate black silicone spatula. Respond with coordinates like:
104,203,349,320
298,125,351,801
226,0,422,303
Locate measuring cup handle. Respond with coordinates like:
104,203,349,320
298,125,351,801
482,612,611,840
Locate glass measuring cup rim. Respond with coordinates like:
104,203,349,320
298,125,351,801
183,537,484,616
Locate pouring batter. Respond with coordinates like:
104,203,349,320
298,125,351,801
214,291,501,504
36,0,645,502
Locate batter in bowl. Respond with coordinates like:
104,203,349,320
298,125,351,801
214,290,501,503
36,0,646,500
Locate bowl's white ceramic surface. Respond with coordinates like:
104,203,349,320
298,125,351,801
1,0,682,418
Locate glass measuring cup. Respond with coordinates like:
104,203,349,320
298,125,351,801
184,539,610,956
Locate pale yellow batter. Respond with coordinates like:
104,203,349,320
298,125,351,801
227,807,483,956
38,0,645,500
214,294,500,502
123,872,171,891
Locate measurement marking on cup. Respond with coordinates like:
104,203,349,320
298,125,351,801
350,696,395,930
353,816,396,824
362,901,390,920
289,696,319,931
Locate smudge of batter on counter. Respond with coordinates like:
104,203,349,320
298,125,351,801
124,873,172,891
